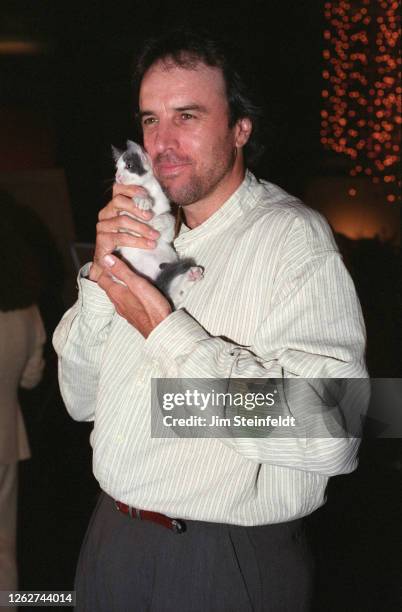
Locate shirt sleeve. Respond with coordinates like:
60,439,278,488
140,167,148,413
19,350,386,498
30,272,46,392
52,265,115,422
144,214,369,476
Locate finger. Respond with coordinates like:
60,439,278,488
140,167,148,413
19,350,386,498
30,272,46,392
102,254,151,292
88,261,103,282
93,232,157,264
99,195,153,221
97,271,133,319
96,217,159,240
97,268,117,293
112,183,148,199
99,194,153,222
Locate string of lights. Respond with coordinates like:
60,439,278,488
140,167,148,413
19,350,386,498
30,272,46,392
321,0,401,202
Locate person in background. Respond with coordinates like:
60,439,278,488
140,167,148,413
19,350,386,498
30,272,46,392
0,196,46,599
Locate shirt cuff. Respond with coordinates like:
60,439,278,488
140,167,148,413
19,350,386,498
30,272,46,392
144,309,210,365
78,263,115,316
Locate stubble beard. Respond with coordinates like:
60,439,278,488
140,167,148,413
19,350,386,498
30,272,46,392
158,146,236,207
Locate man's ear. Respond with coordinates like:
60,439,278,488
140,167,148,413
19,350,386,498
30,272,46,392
234,117,253,148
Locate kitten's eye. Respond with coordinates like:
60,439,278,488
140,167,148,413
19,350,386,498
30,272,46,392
126,162,133,170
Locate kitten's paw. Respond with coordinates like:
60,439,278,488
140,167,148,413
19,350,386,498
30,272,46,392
187,266,204,282
133,194,153,210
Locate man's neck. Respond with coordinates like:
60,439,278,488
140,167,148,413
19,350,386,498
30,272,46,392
183,163,246,229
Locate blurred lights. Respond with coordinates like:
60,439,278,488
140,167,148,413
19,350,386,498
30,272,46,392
0,40,46,55
321,0,401,202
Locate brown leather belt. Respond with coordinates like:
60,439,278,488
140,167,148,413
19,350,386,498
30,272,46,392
114,500,186,534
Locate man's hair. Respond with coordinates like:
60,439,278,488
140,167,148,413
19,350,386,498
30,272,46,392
133,29,265,168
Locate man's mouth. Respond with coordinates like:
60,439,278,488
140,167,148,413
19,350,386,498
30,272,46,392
155,158,191,177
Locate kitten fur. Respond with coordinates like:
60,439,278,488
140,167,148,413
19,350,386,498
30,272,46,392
156,258,203,308
112,140,203,306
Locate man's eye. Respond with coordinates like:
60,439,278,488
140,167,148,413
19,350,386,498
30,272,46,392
143,117,157,126
181,113,194,120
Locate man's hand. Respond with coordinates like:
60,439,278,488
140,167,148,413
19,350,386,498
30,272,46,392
98,254,172,338
89,183,160,282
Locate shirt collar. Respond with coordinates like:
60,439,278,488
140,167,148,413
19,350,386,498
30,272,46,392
174,170,258,248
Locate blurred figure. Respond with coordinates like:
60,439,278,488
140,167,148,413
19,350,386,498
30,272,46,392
0,195,46,595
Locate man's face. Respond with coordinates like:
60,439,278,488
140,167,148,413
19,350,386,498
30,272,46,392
139,59,239,206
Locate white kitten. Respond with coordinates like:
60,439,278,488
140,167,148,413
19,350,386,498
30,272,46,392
112,140,203,306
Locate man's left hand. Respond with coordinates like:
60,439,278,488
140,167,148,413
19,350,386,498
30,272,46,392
98,254,172,338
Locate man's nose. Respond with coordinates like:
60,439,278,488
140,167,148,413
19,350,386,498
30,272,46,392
152,122,179,153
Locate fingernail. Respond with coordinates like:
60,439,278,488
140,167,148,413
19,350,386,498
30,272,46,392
104,255,115,266
150,230,159,238
147,240,156,247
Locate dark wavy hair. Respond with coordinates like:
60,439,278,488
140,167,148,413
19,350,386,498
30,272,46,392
133,29,265,168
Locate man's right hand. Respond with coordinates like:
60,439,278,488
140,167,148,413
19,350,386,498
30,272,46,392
89,183,160,282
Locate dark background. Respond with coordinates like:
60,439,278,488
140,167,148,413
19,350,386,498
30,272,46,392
0,1,401,610
1,0,326,237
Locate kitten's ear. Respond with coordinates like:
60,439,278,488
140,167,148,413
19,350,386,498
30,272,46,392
111,145,123,162
127,140,151,171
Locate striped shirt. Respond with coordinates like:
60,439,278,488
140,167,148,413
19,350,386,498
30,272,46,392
53,171,367,525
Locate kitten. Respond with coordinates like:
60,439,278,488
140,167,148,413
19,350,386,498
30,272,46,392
112,140,203,307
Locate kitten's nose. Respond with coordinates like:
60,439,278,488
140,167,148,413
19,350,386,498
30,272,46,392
116,174,122,183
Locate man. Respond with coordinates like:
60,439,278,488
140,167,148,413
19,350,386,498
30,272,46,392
53,30,367,611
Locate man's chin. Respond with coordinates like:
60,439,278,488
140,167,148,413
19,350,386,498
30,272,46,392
157,172,180,190
158,178,178,202
159,177,197,206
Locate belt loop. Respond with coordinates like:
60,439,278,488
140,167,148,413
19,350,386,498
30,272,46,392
128,506,141,519
171,519,185,534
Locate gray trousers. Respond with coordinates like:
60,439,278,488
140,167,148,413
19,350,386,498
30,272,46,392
75,493,314,612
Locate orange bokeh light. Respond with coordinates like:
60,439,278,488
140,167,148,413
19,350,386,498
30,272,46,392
321,0,400,201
